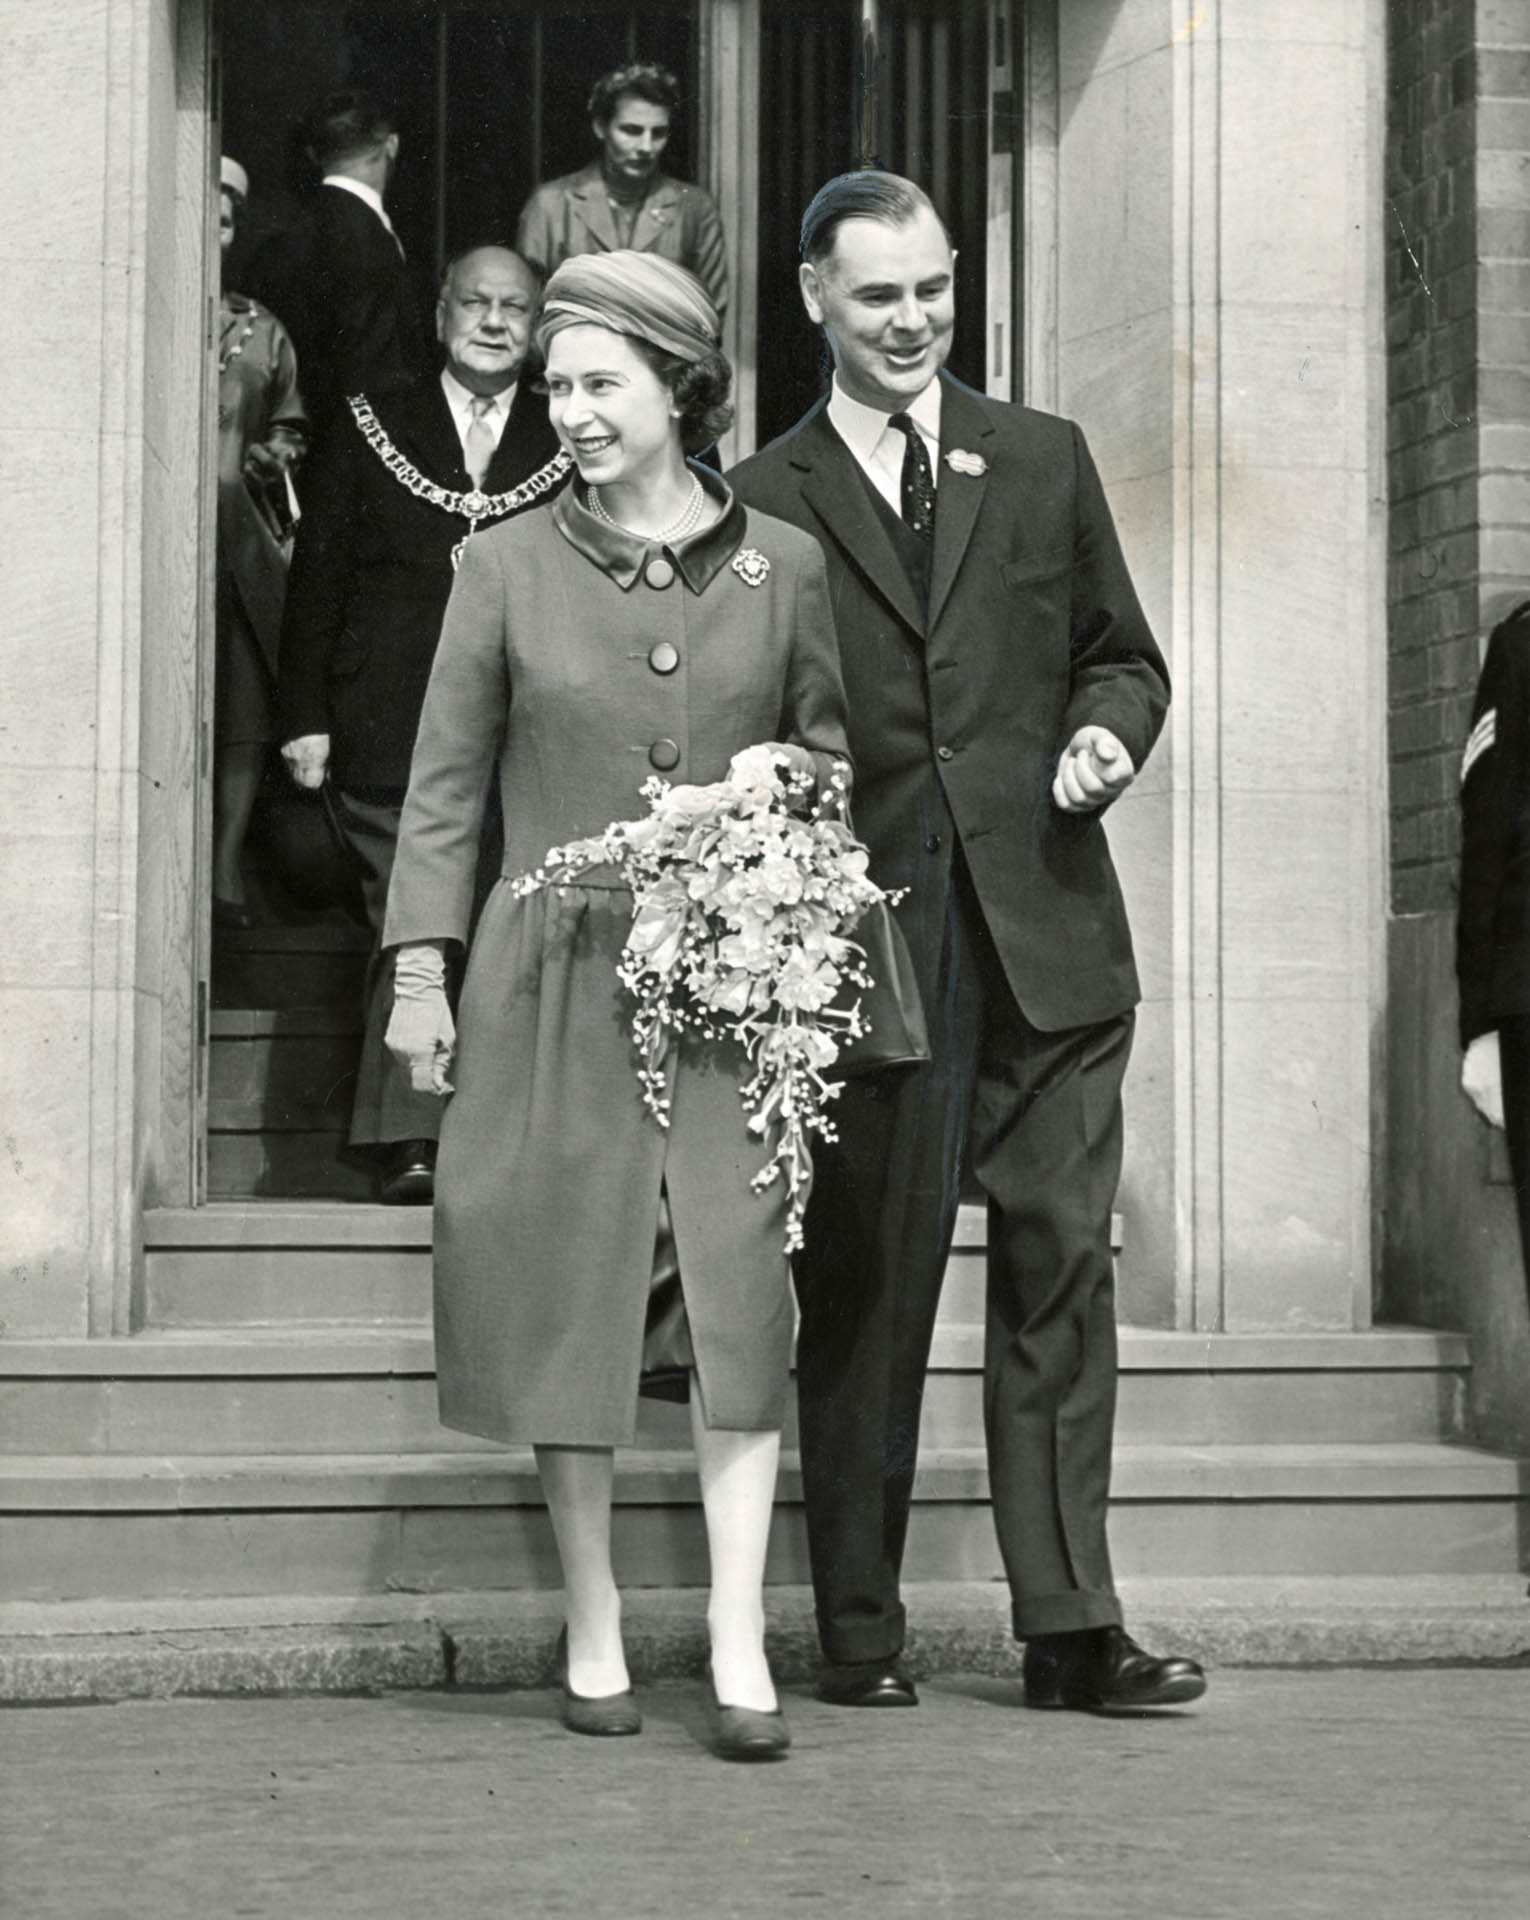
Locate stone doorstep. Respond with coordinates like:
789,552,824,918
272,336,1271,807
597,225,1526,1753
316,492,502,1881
2,1579,1529,1704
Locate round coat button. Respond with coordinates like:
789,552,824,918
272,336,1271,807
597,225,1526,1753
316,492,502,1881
645,557,676,589
649,738,681,771
937,745,955,761
648,641,680,676
925,833,942,853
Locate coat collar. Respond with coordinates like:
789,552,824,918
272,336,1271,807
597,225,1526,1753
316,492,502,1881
551,463,747,593
565,161,685,252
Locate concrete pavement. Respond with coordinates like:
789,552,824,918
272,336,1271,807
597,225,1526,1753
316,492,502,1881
3,1670,1528,1919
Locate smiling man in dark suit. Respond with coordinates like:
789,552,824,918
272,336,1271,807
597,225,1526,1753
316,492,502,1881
730,171,1204,1714
277,245,571,1202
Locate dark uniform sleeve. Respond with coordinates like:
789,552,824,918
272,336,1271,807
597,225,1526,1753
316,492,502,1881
1457,606,1530,1046
1058,422,1171,782
275,407,362,746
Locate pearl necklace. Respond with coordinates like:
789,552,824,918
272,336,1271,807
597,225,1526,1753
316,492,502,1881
588,473,705,543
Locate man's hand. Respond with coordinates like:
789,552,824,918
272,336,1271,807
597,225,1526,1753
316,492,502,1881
1461,1032,1505,1129
243,440,290,488
1053,726,1135,813
281,733,330,790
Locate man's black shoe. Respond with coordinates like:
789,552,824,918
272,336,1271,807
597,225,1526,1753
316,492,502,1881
1023,1625,1206,1713
379,1138,436,1205
815,1660,918,1708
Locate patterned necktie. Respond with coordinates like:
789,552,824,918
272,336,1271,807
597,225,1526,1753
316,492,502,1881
464,395,497,487
889,412,935,542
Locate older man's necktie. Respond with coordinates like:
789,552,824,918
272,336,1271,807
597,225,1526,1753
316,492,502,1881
889,412,935,542
464,395,497,488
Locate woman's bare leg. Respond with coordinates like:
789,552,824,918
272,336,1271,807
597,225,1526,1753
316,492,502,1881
534,1443,629,1696
690,1397,781,1712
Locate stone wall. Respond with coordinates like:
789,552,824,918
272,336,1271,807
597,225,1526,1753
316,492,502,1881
1383,0,1530,1450
0,0,209,1336
1048,0,1386,1333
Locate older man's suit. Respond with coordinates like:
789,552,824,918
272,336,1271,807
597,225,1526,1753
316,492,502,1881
278,376,569,1149
730,372,1169,1662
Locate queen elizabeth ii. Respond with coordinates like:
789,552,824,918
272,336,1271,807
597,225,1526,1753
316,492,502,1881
381,252,851,1760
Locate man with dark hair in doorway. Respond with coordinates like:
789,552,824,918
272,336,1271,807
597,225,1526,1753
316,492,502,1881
730,170,1206,1715
255,90,430,426
276,246,571,1203
515,63,728,318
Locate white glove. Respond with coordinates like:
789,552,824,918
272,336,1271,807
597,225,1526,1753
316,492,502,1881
1461,1032,1504,1129
281,732,331,791
385,942,455,1095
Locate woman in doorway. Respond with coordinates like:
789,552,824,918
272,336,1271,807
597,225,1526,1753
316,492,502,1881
381,254,849,1760
214,157,308,926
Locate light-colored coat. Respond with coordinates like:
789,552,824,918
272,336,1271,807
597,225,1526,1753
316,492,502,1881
515,162,728,316
383,479,848,1445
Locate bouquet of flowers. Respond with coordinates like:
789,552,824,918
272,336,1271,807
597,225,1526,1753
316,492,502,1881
514,744,893,1251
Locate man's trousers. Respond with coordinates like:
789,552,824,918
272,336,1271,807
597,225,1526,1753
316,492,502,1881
793,858,1132,1663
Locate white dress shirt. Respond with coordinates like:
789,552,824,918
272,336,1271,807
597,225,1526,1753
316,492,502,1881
826,375,942,518
440,368,516,463
321,173,400,247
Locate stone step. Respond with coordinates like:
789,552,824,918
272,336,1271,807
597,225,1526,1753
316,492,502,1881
7,1576,1530,1701
0,1327,1473,1455
210,922,368,1013
1,1443,1522,1602
145,1201,1094,1328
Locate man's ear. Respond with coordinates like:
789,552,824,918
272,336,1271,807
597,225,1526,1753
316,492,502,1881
798,260,825,325
434,295,448,347
384,131,400,164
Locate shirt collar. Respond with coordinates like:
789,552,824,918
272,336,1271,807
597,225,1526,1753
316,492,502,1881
322,174,391,228
439,366,516,422
827,373,943,464
551,464,747,594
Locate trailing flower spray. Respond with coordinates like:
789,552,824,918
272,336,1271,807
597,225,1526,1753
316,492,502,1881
515,745,895,1251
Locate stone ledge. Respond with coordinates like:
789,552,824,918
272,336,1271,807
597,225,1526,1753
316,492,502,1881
3,1578,1527,1703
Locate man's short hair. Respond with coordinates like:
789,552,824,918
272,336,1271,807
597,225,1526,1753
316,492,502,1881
588,63,680,127
800,170,945,265
304,91,396,171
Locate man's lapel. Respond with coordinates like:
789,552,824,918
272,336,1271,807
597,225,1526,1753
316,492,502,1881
633,177,681,245
791,403,927,639
487,386,560,489
929,374,996,631
568,164,622,255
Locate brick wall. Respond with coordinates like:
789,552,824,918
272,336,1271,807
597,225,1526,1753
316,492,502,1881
1387,1,1530,917
1386,0,1481,917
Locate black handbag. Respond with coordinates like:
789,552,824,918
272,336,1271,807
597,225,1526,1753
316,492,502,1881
831,898,931,1077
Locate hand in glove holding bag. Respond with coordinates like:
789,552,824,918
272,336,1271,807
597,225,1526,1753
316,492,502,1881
385,942,455,1095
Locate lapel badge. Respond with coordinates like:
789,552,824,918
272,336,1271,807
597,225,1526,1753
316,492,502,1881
945,448,987,477
732,548,771,588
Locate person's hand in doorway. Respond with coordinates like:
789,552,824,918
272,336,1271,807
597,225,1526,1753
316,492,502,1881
281,732,330,790
1461,1031,1505,1128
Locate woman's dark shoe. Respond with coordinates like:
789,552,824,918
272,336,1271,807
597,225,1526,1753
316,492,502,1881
554,1626,641,1737
708,1676,791,1761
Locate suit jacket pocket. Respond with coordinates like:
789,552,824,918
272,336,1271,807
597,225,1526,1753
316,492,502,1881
1001,545,1072,590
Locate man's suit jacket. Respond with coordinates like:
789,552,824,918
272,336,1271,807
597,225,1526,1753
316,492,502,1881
290,184,429,419
515,161,729,316
729,373,1169,1034
277,377,569,792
